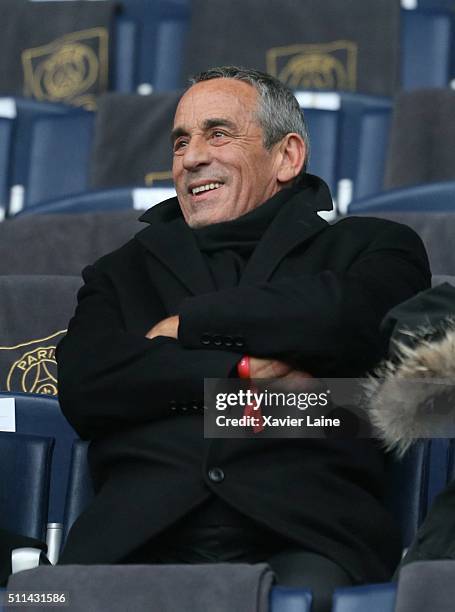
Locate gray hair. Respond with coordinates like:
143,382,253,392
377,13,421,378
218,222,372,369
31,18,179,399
189,66,310,173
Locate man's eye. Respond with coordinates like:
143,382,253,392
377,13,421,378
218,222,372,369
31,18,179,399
173,139,188,152
212,130,226,139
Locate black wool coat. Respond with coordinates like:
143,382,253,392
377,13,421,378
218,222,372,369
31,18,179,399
57,175,431,582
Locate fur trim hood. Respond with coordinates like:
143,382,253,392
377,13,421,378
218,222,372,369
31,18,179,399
365,319,455,457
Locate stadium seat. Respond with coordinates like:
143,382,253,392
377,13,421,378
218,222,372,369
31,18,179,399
5,98,70,214
337,93,392,209
15,186,176,216
295,92,392,211
302,106,340,197
0,431,53,542
332,582,397,612
112,0,191,93
0,393,78,530
0,102,15,220
385,440,432,550
401,7,454,90
348,181,455,214
62,440,93,542
0,275,80,395
8,110,95,215
0,212,143,275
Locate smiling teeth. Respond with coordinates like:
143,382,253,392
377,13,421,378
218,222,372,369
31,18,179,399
192,182,222,195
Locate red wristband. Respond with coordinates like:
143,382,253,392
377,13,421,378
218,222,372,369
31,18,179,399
237,356,250,379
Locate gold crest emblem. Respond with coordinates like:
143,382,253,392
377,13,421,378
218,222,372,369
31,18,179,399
22,27,108,108
1,330,66,396
267,41,357,91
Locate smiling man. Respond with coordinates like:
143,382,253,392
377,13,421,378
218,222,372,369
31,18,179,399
57,67,431,612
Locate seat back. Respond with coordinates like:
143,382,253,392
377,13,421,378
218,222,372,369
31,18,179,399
332,582,397,612
0,212,143,275
337,93,392,208
385,441,431,549
63,440,94,542
0,393,78,525
10,111,94,215
0,431,53,541
304,107,340,196
384,89,455,192
0,101,15,219
401,7,453,90
348,181,455,214
0,275,80,396
16,187,176,216
112,0,190,92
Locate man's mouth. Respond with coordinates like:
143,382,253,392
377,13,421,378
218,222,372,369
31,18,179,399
190,182,223,196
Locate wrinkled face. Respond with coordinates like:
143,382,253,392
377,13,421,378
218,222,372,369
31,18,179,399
172,78,283,227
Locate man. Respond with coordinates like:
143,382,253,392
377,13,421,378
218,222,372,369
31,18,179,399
57,67,431,611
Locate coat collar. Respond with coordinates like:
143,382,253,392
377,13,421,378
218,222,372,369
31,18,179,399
135,174,332,294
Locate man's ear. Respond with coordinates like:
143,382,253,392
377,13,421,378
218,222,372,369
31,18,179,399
276,133,306,184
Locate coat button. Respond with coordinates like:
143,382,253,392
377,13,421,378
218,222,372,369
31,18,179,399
208,467,225,483
223,336,233,347
201,333,211,346
234,336,245,348
213,335,222,346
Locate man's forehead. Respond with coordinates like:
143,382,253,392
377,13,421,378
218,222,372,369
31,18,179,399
173,79,259,128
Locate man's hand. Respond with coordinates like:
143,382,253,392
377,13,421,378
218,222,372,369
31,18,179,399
145,315,180,340
249,357,313,381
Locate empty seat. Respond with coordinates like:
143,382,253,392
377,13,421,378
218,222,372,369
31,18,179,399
183,0,400,97
16,187,176,216
0,211,143,275
302,107,340,196
332,582,397,612
0,0,114,106
112,0,191,93
349,181,455,214
0,275,80,395
9,110,95,215
63,440,93,542
337,93,392,208
401,7,454,90
384,89,455,192
0,431,53,541
1,393,78,526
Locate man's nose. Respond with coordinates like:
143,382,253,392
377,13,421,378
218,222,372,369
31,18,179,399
182,136,211,170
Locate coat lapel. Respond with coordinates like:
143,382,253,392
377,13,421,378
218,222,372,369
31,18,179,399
135,199,216,295
240,179,331,285
135,175,333,291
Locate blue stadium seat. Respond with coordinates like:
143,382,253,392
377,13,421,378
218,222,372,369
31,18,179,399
15,186,176,216
332,582,397,612
348,181,455,214
0,100,15,220
0,431,53,541
0,393,78,527
112,0,190,93
385,441,432,549
401,7,454,90
337,94,392,208
63,440,94,542
8,110,94,215
296,92,393,212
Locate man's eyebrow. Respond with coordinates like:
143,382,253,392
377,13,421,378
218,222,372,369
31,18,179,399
171,118,237,143
202,118,237,131
171,127,188,144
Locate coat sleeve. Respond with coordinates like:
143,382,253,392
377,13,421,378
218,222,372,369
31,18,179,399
178,221,431,376
56,264,239,440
